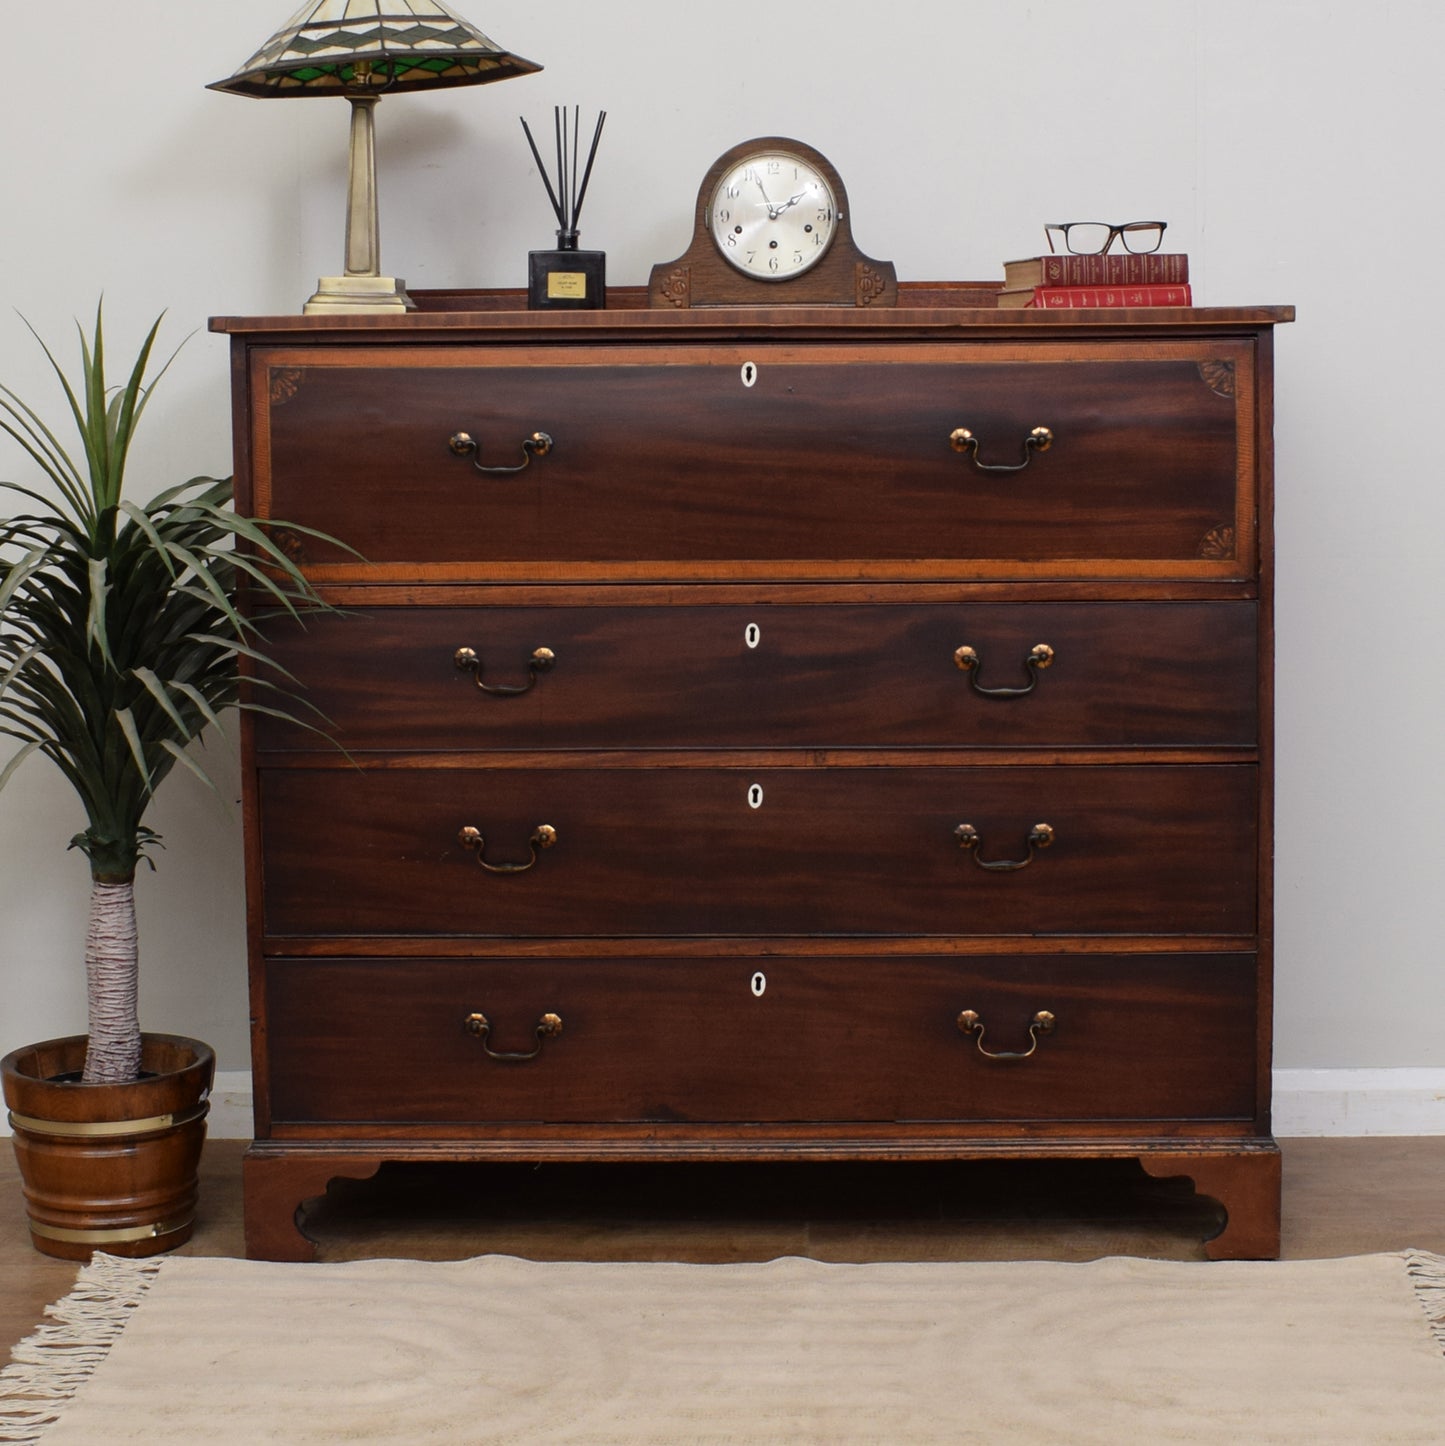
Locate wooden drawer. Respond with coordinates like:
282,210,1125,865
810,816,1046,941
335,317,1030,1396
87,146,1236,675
253,341,1252,580
254,601,1258,753
262,954,1258,1125
259,764,1258,940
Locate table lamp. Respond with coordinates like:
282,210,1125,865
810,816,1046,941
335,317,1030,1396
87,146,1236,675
209,1,541,314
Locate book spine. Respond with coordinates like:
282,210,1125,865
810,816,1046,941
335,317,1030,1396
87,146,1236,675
1030,284,1193,308
1036,253,1189,285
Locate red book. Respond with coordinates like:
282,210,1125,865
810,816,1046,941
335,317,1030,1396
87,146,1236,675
1003,253,1189,288
1005,284,1194,309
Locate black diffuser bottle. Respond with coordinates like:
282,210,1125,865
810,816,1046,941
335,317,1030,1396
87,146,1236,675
524,107,607,310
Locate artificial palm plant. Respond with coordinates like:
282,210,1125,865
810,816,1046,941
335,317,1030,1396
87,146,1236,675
0,307,326,1085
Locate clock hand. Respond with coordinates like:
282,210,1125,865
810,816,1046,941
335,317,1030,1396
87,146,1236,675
775,190,811,215
753,175,781,219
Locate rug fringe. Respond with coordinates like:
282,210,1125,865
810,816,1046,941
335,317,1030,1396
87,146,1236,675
0,1253,164,1445
1403,1249,1445,1358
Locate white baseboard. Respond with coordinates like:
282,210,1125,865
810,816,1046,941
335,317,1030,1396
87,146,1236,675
10,1069,1445,1140
1270,1069,1445,1137
207,1070,255,1140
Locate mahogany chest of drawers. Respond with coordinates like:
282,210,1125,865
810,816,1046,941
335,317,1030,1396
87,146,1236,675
214,286,1293,1260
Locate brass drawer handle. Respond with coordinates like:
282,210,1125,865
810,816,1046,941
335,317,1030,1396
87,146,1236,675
954,642,1055,697
954,821,1054,871
458,823,557,874
448,429,554,475
464,1010,563,1062
949,425,1053,473
455,645,556,696
956,1009,1056,1060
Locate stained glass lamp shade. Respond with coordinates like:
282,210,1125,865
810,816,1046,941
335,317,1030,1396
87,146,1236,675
209,1,541,313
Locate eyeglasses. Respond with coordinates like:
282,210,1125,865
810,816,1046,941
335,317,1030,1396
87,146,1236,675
1044,221,1167,256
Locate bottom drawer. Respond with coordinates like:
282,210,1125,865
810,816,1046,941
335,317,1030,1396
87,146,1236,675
263,955,1258,1126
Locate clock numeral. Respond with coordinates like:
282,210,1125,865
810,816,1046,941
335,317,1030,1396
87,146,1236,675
817,208,832,224
793,251,804,265
723,232,737,248
769,255,781,273
746,251,757,266
716,207,731,225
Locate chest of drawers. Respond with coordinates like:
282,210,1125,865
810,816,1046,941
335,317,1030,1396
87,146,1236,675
215,286,1292,1260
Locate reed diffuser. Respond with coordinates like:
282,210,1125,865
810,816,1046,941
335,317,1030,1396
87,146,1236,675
521,106,607,309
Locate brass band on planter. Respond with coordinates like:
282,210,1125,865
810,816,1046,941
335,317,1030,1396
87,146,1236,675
30,1213,195,1246
7,1101,210,1139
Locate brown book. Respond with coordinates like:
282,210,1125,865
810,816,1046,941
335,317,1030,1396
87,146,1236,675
998,284,1193,309
1003,253,1189,288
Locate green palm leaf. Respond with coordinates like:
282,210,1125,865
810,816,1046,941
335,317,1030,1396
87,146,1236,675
1,307,344,878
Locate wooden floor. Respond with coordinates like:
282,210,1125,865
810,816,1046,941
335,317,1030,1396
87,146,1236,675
6,1137,1445,1363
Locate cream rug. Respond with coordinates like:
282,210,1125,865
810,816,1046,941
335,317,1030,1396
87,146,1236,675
3,1251,1444,1444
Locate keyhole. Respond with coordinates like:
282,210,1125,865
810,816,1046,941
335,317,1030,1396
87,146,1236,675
745,623,761,649
751,972,767,998
741,361,758,388
747,783,764,809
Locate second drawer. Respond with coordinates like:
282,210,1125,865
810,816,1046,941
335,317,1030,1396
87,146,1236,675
254,601,1258,753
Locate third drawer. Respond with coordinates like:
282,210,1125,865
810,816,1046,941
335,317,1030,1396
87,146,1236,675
258,764,1259,940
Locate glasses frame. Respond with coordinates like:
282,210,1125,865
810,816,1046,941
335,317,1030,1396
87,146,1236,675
1044,222,1167,256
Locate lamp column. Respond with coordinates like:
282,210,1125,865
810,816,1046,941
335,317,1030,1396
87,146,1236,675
305,92,416,314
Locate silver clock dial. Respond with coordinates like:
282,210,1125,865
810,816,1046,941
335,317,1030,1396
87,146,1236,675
707,152,839,280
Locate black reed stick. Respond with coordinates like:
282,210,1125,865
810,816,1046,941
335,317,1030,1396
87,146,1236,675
573,110,606,226
521,107,607,243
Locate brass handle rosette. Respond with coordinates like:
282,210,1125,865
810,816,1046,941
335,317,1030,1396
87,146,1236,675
454,645,556,696
954,822,1054,872
448,429,553,475
953,642,1055,698
949,425,1053,473
956,1009,1056,1060
458,823,557,874
464,1011,563,1062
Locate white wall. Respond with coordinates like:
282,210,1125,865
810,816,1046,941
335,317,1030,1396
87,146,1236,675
1,0,1441,1076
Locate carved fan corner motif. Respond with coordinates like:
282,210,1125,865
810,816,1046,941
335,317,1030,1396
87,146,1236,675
1198,360,1236,398
1198,525,1236,559
270,528,309,566
269,369,304,405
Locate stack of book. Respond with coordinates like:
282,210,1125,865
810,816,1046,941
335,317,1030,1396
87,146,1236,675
997,251,1191,309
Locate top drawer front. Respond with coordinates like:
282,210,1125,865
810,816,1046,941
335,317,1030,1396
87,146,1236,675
252,340,1254,583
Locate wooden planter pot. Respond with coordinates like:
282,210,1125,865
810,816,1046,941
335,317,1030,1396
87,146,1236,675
1,1033,214,1260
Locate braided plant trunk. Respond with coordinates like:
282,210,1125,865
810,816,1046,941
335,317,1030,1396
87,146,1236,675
81,875,141,1084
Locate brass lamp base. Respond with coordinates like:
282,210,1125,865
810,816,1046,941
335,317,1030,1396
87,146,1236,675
303,274,416,315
